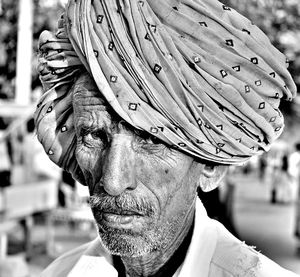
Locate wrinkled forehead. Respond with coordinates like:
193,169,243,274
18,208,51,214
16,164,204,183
71,73,119,133
72,73,108,112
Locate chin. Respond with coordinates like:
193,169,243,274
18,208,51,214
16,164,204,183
99,231,154,257
96,225,162,257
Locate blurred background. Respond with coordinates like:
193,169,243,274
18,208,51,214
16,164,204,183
0,0,300,276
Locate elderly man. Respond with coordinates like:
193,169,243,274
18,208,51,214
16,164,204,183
36,0,299,276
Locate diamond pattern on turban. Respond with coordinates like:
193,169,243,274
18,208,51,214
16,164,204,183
35,0,296,184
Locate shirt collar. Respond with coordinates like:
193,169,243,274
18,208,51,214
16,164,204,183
174,198,218,277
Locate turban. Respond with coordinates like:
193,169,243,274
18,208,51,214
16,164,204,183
35,0,296,183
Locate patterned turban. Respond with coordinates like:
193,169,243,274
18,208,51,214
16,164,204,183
35,0,296,182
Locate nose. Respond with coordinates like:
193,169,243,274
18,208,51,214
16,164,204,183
100,134,137,196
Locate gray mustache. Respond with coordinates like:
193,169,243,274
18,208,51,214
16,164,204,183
88,194,156,216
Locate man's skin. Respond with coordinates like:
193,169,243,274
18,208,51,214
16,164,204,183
72,73,227,276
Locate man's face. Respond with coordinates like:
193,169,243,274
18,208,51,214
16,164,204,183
73,80,202,257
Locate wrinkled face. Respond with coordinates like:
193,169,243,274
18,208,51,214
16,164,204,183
73,80,202,257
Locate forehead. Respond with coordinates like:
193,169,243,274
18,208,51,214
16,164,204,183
72,74,107,109
72,74,113,127
73,85,107,111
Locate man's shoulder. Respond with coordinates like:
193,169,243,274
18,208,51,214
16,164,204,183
208,220,259,276
41,239,102,277
210,220,299,277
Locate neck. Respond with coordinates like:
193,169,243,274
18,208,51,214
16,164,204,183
114,207,195,277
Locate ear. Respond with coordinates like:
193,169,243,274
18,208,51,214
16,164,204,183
198,164,228,192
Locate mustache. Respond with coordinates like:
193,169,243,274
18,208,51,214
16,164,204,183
88,194,156,216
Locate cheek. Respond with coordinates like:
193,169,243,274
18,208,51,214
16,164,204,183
136,156,193,206
136,157,176,186
76,146,95,170
75,146,103,185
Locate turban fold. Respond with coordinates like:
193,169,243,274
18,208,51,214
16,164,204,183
35,0,296,182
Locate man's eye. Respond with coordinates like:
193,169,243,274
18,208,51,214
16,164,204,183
90,130,107,140
82,129,108,147
149,135,161,145
134,130,161,145
134,130,158,144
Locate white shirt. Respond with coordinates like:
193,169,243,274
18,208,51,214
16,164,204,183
41,199,299,277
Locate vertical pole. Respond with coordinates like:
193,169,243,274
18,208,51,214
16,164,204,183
0,233,8,259
15,0,33,105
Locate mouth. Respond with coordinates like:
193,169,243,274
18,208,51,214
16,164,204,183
89,194,155,229
102,212,140,224
96,209,145,226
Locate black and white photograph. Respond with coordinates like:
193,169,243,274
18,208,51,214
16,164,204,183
0,0,300,276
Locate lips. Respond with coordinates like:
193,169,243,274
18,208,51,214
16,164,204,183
102,212,138,224
89,194,155,229
95,208,144,226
